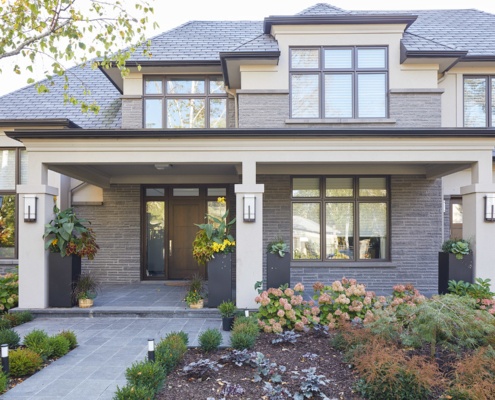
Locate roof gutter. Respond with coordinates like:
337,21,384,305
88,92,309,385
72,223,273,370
6,128,495,141
263,14,418,34
0,119,80,129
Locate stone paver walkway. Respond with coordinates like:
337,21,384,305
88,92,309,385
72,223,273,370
3,316,230,399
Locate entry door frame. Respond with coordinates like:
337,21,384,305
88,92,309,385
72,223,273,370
141,184,228,281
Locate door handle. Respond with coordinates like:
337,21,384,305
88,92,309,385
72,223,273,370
169,240,172,257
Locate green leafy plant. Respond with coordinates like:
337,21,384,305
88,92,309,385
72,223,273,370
47,335,70,358
9,348,43,377
184,273,204,306
441,238,471,260
125,360,166,396
165,331,189,346
43,201,99,260
59,330,78,350
230,316,259,350
113,384,155,400
23,329,52,360
4,311,34,327
199,328,222,353
218,300,237,318
0,328,20,348
155,334,188,374
0,319,11,330
192,197,235,265
0,271,18,311
72,271,101,301
267,239,289,257
0,371,7,394
254,281,263,295
448,278,495,314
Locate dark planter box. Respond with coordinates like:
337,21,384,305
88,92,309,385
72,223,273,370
222,316,235,331
207,253,232,308
267,252,290,290
438,252,474,294
48,253,81,307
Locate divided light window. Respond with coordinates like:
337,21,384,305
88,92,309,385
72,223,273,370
290,47,388,119
464,76,495,127
292,176,389,262
143,76,227,129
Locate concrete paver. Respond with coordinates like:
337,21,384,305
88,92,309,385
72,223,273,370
3,316,230,399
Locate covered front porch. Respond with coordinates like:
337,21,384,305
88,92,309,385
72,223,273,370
8,128,495,309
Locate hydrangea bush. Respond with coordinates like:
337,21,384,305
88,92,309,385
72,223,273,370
312,278,387,328
255,284,317,332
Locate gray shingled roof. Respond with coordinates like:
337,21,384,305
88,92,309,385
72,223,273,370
0,65,121,129
128,21,265,61
297,3,350,15
2,3,495,130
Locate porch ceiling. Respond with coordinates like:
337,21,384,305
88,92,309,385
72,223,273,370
46,162,241,188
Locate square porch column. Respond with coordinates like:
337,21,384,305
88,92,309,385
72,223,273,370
235,161,264,309
17,185,58,308
461,183,495,291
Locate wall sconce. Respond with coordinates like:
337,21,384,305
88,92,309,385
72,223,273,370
24,195,37,222
485,195,495,222
243,195,256,222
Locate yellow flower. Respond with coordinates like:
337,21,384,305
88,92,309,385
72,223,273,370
217,197,226,204
52,239,58,246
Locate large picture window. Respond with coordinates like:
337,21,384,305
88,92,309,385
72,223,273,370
464,76,495,127
290,47,388,119
292,176,389,262
143,76,227,129
0,149,26,259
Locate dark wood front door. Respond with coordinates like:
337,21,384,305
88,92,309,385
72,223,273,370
168,199,204,279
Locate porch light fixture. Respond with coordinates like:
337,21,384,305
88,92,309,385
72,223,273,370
23,195,37,222
485,195,495,222
243,195,256,222
154,163,173,170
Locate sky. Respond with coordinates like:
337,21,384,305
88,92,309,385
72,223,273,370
1,0,495,96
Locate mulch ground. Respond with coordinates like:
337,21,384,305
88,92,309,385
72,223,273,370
157,330,364,400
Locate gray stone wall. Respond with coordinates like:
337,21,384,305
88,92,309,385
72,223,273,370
0,262,17,276
74,184,141,283
121,98,142,129
238,94,289,128
260,174,443,296
238,91,443,129
389,91,442,127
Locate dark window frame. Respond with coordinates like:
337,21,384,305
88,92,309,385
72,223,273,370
143,76,227,129
463,75,494,127
0,148,22,260
291,175,390,262
289,46,389,119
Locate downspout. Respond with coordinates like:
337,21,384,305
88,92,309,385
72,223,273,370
225,87,239,128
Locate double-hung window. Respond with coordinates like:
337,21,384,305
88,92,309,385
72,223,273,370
290,47,388,119
292,176,389,262
464,76,495,127
144,76,227,129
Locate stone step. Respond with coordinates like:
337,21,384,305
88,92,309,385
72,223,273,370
11,307,223,319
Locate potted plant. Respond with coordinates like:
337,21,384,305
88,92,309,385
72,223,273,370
218,300,237,331
193,197,235,308
184,273,205,309
43,200,99,307
72,271,101,308
266,238,290,290
438,238,473,294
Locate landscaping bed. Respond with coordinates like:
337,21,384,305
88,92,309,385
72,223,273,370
158,330,363,400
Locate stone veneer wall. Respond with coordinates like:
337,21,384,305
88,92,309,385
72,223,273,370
238,90,442,129
74,184,141,283
259,174,442,296
121,97,236,129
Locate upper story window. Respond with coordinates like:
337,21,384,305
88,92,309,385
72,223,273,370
290,46,388,119
464,76,495,127
143,76,227,129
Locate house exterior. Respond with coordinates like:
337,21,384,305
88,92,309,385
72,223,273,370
0,3,494,309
